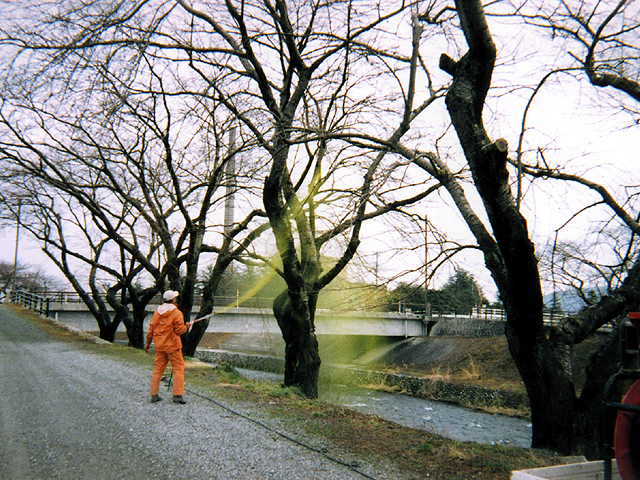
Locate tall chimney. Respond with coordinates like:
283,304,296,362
224,127,236,236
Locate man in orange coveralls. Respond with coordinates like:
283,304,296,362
144,290,192,404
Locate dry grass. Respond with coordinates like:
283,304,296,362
372,337,527,395
424,365,453,382
460,355,480,380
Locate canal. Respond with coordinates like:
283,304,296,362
237,368,532,448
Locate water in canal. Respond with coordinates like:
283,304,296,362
237,368,532,448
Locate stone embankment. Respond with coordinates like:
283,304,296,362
194,349,529,413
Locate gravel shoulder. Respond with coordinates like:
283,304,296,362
0,306,405,480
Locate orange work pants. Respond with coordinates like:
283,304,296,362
150,349,186,396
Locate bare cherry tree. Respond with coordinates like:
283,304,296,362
1,1,439,391
0,6,268,347
388,0,640,455
170,0,445,397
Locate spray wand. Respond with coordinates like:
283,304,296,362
165,316,207,390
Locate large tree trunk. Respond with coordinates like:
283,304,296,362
127,309,145,349
442,0,576,454
106,286,141,348
128,286,157,350
97,320,119,343
572,331,619,457
273,290,321,398
183,247,237,357
550,259,640,457
262,106,323,397
504,320,576,453
440,0,640,455
182,263,221,357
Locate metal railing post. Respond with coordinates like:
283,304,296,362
10,289,52,317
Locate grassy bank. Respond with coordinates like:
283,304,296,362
10,305,566,480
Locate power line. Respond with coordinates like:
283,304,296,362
162,376,381,480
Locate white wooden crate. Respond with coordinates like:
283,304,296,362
512,460,621,480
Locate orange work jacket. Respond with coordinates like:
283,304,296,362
146,304,188,352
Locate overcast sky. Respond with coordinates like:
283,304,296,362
1,2,638,305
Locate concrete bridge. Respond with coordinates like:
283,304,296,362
44,297,511,338
11,290,515,338
49,302,431,337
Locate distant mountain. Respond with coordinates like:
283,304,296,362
543,288,600,313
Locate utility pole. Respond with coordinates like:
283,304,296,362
11,201,21,297
424,214,429,317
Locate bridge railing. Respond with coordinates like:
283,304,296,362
10,289,51,317
396,303,576,323
395,303,506,318
43,291,577,322
470,307,577,323
45,292,276,309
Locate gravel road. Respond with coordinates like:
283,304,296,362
0,306,405,480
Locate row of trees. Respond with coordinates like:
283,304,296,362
388,269,491,315
204,265,490,315
0,0,435,395
1,0,639,457
0,261,64,295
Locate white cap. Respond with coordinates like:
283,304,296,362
163,290,179,302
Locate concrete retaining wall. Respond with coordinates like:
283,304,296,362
430,318,505,337
329,367,528,411
196,350,285,375
194,349,529,412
